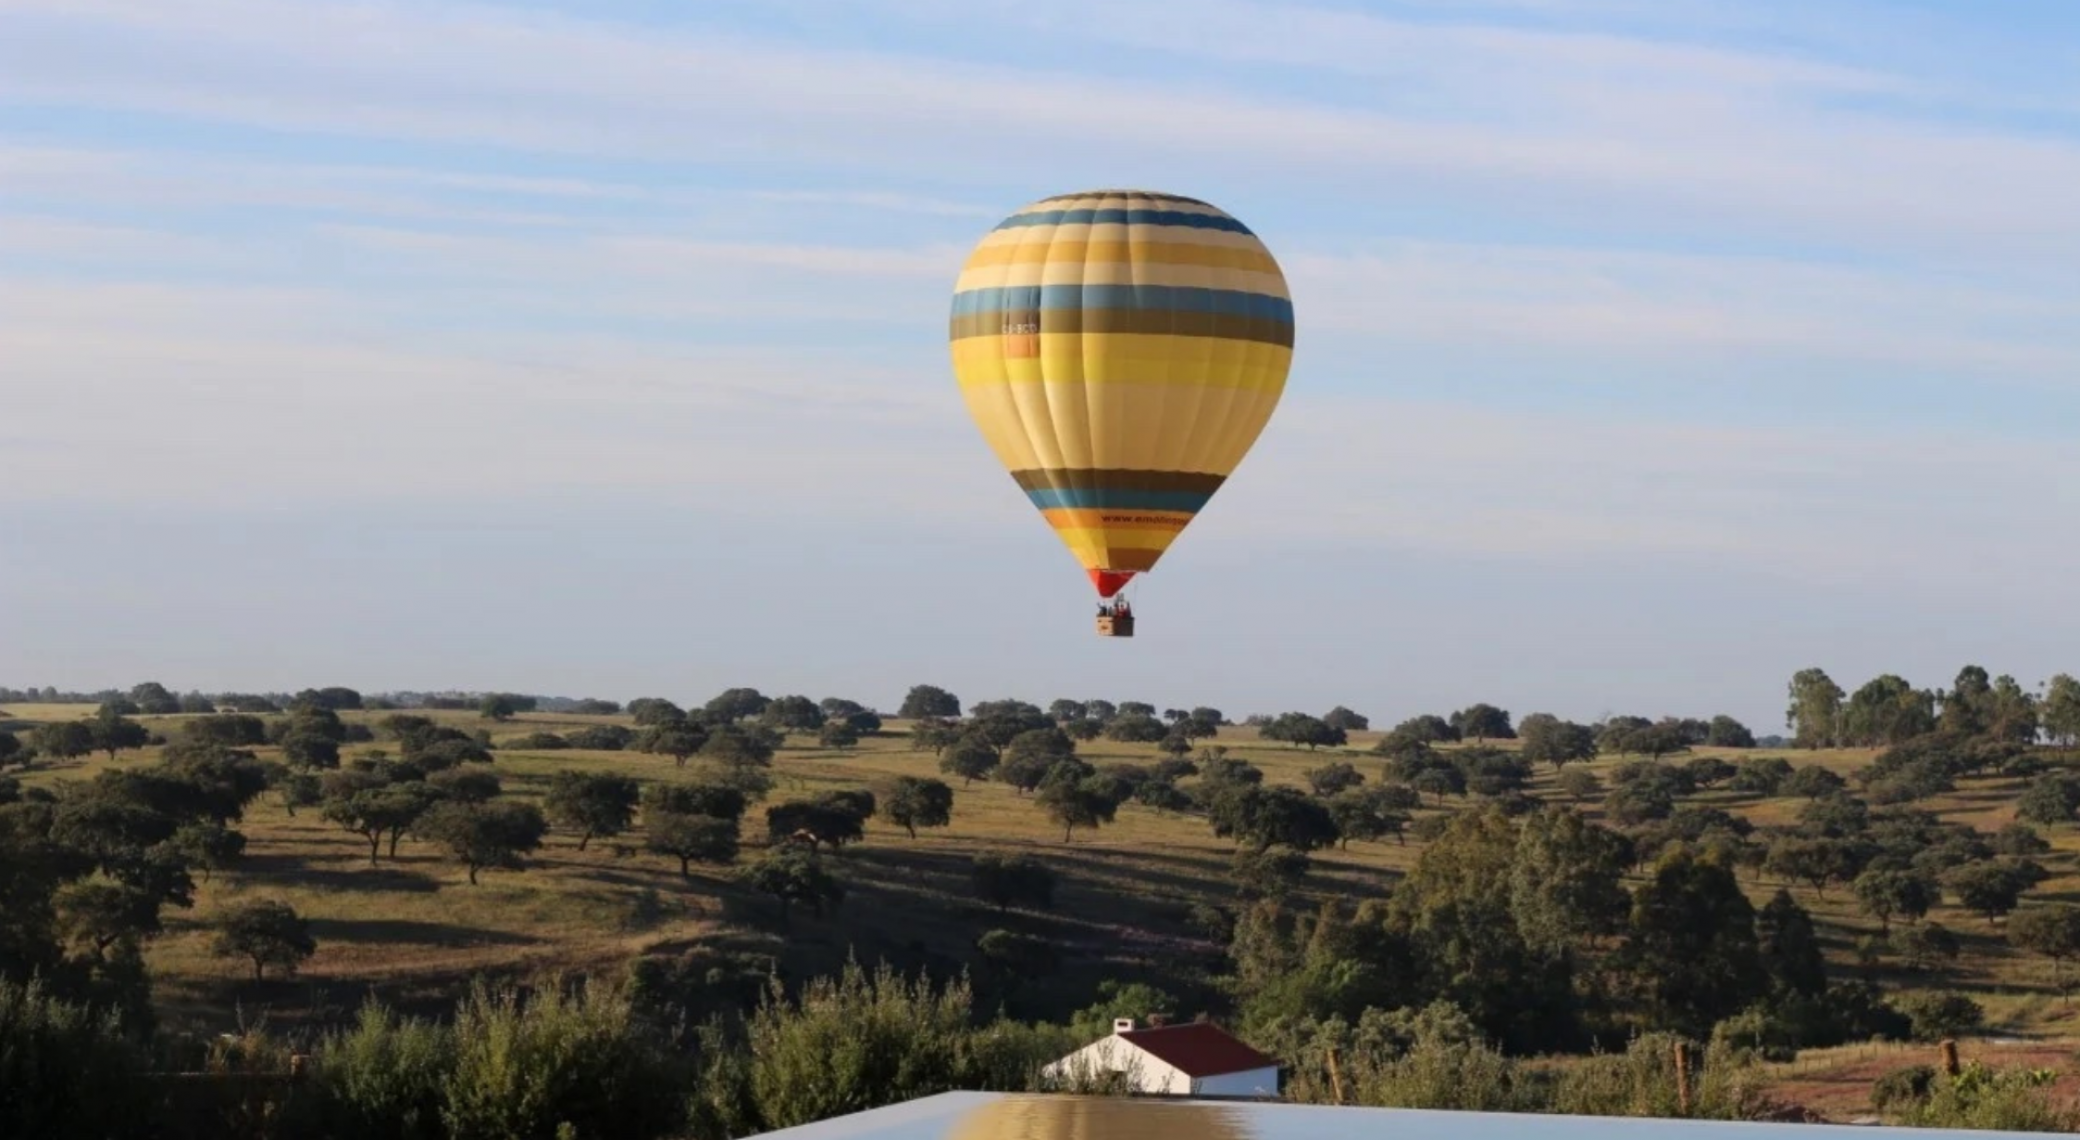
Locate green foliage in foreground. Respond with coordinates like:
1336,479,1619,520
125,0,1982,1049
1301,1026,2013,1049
1883,1060,2080,1133
0,976,154,1140
689,958,1076,1137
0,961,1070,1140
9,955,2080,1140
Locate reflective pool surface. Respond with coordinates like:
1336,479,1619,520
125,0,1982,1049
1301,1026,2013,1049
748,1093,2059,1140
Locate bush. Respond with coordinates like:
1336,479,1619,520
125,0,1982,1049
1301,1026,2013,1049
1710,1008,1796,1064
701,957,1062,1134
962,1019,1081,1093
1350,1032,1539,1112
440,975,686,1140
1551,1035,1764,1120
564,726,635,751
310,1001,453,1140
179,1023,311,1140
625,948,774,1036
1871,1064,1936,1111
503,732,569,751
0,977,151,1140
1186,902,1233,943
1896,1062,2079,1131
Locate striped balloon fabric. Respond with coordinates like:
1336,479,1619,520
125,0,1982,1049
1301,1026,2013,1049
947,190,1295,600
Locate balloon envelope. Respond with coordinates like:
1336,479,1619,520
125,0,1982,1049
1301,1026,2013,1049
948,190,1294,597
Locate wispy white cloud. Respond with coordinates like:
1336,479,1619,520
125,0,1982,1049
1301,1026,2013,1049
744,189,997,219
1219,393,2080,595
11,188,2079,435
4,0,2077,584
0,215,235,264
5,0,2080,261
10,0,2080,710
812,0,1897,94
9,268,2076,606
0,141,992,230
26,186,2075,396
1287,242,2080,381
0,282,976,512
326,225,966,282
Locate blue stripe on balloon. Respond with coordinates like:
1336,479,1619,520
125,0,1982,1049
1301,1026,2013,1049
1024,487,1215,512
995,207,1253,234
950,285,1293,324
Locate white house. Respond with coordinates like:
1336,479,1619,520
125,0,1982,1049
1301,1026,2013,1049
1039,1017,1280,1098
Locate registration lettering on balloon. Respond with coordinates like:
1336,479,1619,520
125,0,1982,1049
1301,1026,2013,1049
993,314,1042,358
1101,515,1189,529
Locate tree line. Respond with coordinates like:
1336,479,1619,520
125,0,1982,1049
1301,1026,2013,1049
1786,665,2080,749
10,666,2080,1136
0,681,627,717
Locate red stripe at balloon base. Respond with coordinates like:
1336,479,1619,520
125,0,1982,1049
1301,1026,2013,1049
1088,569,1138,598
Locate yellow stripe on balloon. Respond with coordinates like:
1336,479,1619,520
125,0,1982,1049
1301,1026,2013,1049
953,261,1290,295
964,224,1271,256
1052,529,1190,570
961,239,1284,274
950,335,1291,391
959,379,1286,498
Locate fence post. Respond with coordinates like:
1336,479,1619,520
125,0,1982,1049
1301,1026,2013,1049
1673,1041,1692,1115
1938,1039,1959,1077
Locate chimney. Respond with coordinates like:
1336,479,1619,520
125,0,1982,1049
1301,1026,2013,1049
1113,1018,1136,1034
1147,1013,1169,1028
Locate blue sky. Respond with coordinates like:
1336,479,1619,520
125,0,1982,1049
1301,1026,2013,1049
4,0,2079,730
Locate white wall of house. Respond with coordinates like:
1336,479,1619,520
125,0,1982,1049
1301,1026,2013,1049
1040,1038,1280,1098
1039,1038,1191,1095
1191,1067,1280,1097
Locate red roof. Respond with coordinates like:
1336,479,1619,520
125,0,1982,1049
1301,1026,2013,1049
1118,1023,1277,1077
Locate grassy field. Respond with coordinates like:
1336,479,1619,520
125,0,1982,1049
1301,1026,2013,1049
7,699,2080,1118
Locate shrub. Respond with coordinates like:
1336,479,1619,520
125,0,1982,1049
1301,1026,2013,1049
625,948,774,1035
440,975,686,1140
1551,1034,1764,1120
1710,1008,1797,1064
0,977,150,1140
1349,1032,1538,1112
182,1022,312,1140
564,726,635,751
1871,1064,1936,1111
310,1001,453,1140
704,957,1060,1134
1896,1061,2079,1131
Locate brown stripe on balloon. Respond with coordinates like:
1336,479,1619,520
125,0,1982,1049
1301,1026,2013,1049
949,309,1293,347
1011,469,1227,495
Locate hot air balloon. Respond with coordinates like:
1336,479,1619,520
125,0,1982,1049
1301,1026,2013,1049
948,190,1295,638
